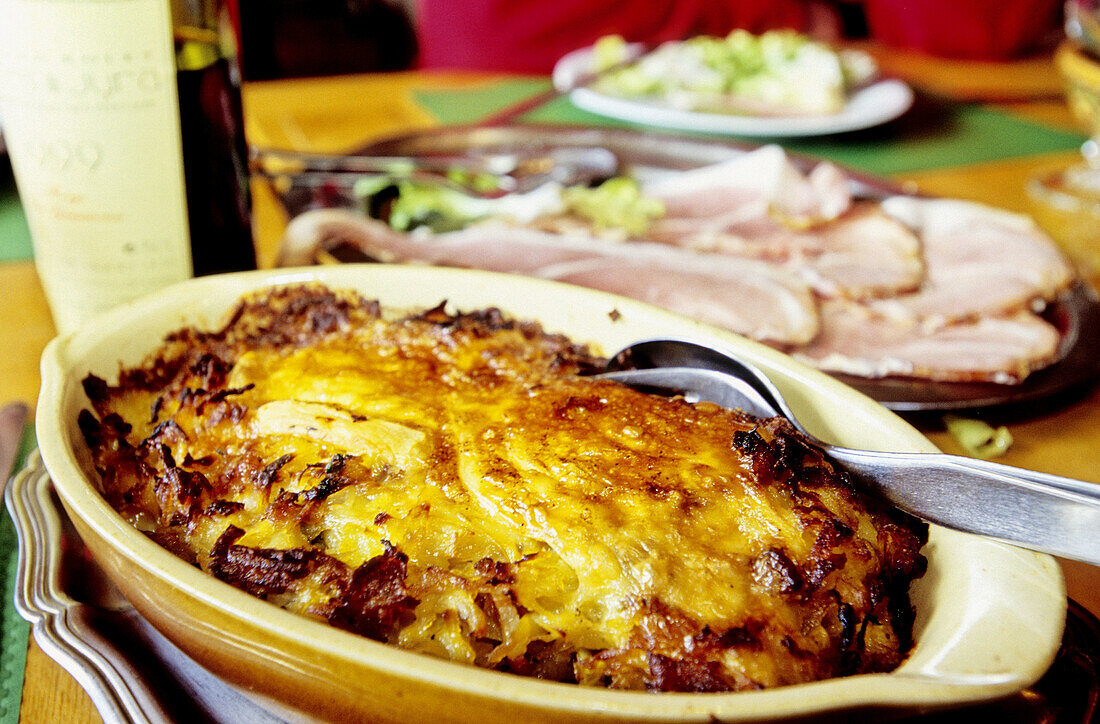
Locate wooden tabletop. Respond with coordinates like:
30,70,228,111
6,43,1100,723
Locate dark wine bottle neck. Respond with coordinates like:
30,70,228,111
172,0,232,71
175,34,221,71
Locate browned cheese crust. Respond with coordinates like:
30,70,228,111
79,283,927,692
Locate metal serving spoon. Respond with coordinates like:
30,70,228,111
252,146,620,195
595,339,1100,566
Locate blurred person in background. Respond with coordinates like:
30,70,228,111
233,0,1064,80
415,0,845,73
238,0,418,79
414,0,1065,74
862,0,1063,59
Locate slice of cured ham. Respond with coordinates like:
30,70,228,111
874,197,1075,325
277,149,1080,386
802,204,924,299
793,300,1062,384
649,202,924,299
642,144,853,224
640,148,922,299
281,210,602,272
281,208,820,346
535,255,819,346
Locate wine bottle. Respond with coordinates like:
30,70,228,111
0,0,256,334
174,0,257,276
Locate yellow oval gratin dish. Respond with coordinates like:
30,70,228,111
35,264,1065,723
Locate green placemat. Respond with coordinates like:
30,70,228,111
415,77,551,125
414,82,1089,178
782,102,1088,175
0,425,34,724
0,161,33,263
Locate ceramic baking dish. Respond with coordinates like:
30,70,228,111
35,264,1066,723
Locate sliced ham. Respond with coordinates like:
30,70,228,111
281,210,602,272
874,197,1075,325
278,150,1079,386
647,198,807,257
643,144,853,224
535,255,819,346
648,202,923,299
281,208,820,346
805,204,924,299
793,300,1062,384
639,148,920,299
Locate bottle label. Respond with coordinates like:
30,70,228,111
0,0,194,334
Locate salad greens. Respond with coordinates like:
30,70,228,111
562,177,665,236
353,175,564,233
354,174,665,236
590,30,876,116
943,414,1014,459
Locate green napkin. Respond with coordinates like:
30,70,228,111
0,164,33,263
0,425,34,724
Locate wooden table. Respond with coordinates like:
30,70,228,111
5,44,1100,722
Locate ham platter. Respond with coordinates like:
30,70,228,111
268,126,1100,411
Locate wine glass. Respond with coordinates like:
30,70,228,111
1027,0,1100,278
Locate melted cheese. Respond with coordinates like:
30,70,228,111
230,342,781,640
81,285,926,691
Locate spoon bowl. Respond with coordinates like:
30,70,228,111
598,338,1100,565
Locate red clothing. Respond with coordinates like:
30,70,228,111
862,0,1060,58
417,0,814,73
863,0,1062,59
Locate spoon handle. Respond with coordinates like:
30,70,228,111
595,357,1100,564
827,446,1100,565
251,147,508,176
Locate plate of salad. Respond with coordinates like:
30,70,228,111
552,32,914,137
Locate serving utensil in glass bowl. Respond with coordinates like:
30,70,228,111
1027,1,1100,276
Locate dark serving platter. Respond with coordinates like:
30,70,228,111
264,124,1100,413
839,279,1100,412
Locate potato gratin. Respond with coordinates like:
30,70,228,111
79,284,927,692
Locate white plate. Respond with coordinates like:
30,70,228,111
552,45,914,137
